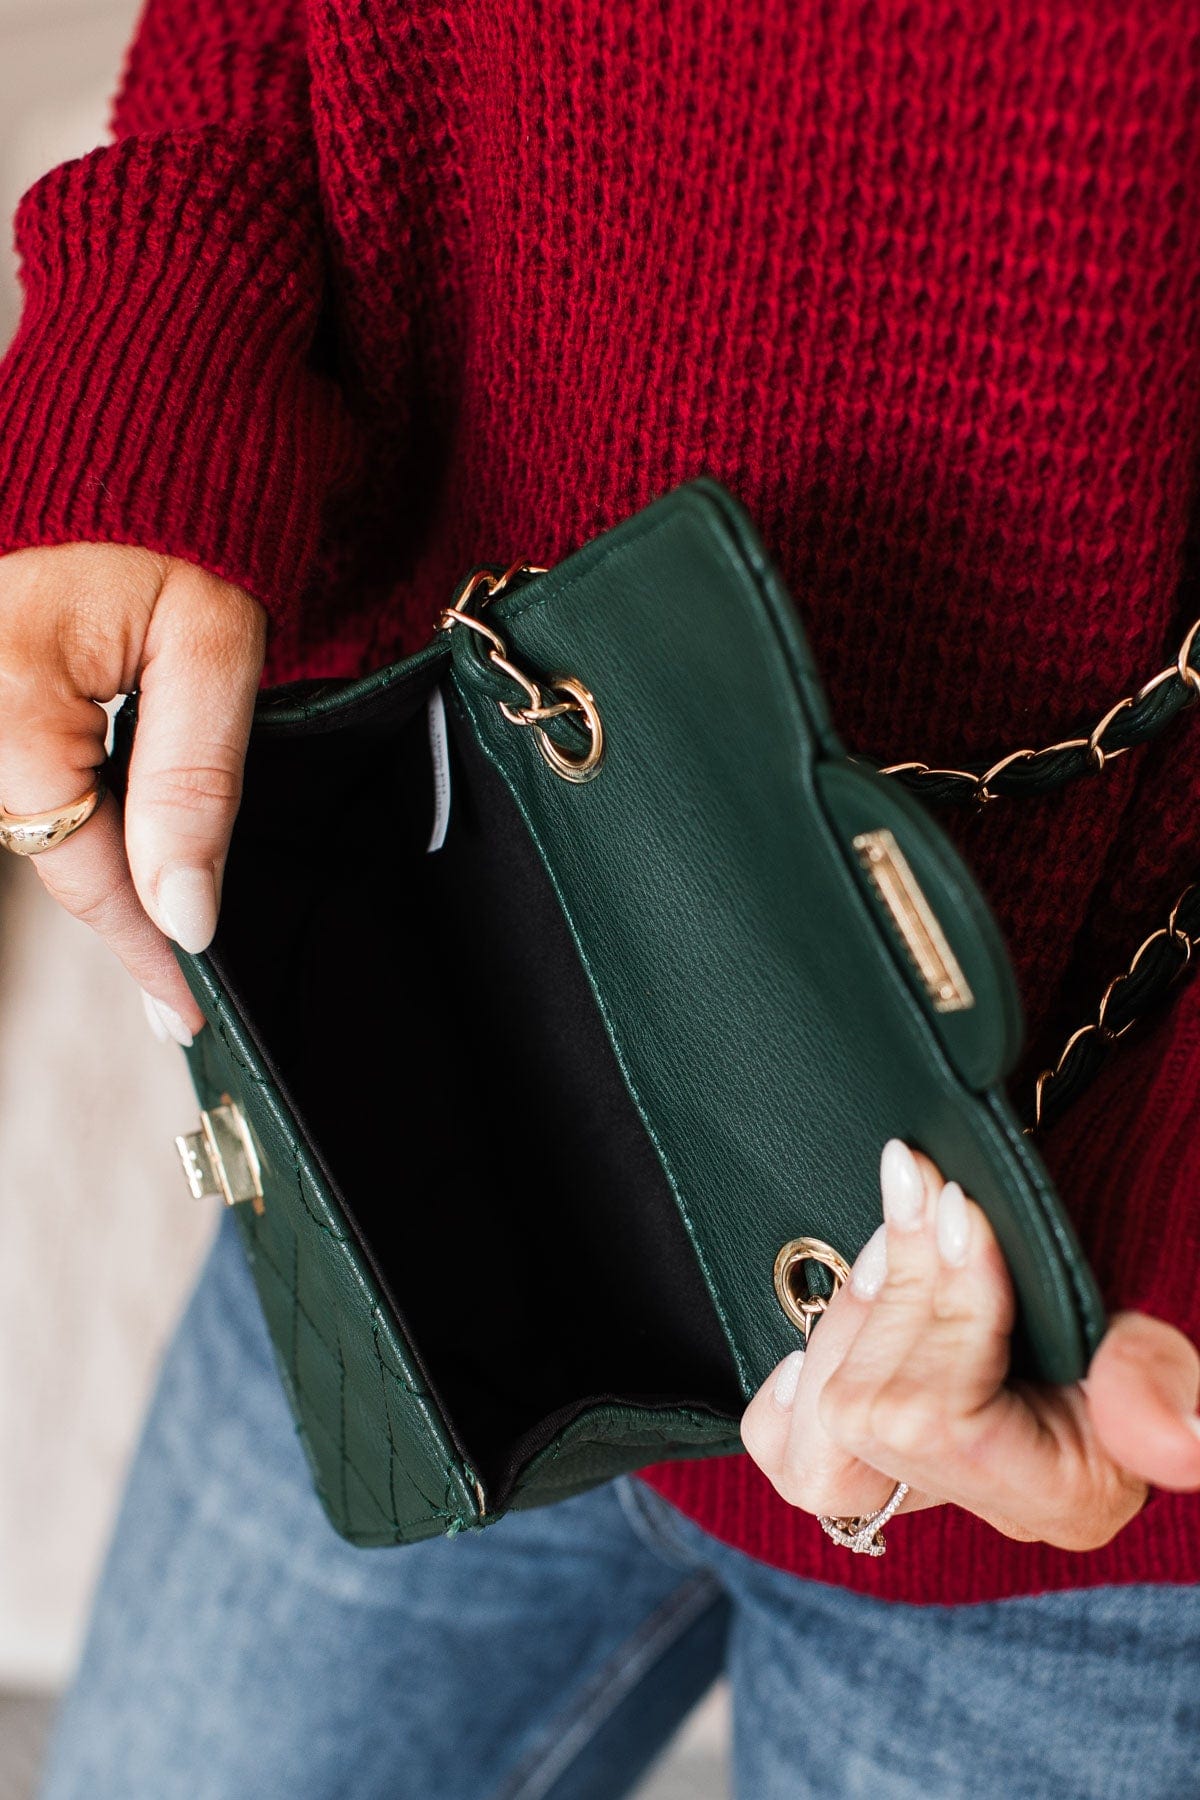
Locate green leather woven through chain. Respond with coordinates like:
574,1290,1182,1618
866,616,1200,805
857,607,1200,1132
1021,881,1200,1132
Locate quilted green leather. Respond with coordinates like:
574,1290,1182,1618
122,479,1106,1548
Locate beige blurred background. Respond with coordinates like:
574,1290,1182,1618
0,0,218,1705
0,3,727,1792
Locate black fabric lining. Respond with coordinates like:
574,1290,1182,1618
211,671,742,1504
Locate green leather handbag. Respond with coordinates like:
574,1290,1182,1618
116,478,1109,1547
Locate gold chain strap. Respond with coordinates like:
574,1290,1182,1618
1024,884,1198,1133
878,612,1200,806
438,563,605,783
873,610,1200,1128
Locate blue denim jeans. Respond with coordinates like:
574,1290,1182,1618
42,1214,1200,1800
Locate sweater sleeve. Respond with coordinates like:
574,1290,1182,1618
0,0,355,621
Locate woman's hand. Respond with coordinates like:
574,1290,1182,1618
0,543,266,1039
741,1141,1200,1550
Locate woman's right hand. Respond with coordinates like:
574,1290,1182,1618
0,542,266,1041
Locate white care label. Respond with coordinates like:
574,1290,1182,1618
426,687,452,853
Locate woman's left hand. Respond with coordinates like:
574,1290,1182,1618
741,1141,1200,1550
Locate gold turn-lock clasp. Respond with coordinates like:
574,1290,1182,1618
176,1102,265,1215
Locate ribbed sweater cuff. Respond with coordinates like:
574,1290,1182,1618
0,132,356,622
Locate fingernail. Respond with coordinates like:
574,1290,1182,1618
1186,1416,1200,1443
772,1349,806,1410
141,989,193,1048
850,1222,889,1299
881,1138,926,1231
936,1180,970,1266
157,865,217,954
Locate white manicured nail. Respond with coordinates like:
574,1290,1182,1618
881,1138,925,1231
1186,1416,1200,1442
936,1181,970,1266
851,1223,889,1299
142,989,169,1042
772,1350,806,1409
157,865,218,954
141,989,193,1048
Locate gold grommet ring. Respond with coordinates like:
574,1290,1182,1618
0,778,106,856
773,1237,853,1339
533,677,605,784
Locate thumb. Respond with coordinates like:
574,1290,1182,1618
1086,1311,1200,1493
124,564,266,953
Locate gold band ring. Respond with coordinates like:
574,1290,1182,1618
819,1480,910,1557
0,779,106,857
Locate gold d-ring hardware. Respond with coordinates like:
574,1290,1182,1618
438,563,605,784
773,1238,853,1339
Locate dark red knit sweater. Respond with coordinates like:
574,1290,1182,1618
2,0,1200,1603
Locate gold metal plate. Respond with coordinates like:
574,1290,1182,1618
852,828,975,1013
176,1102,264,1214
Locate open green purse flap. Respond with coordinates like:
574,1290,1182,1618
449,479,1106,1387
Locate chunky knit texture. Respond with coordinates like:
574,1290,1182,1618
2,0,1200,1603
